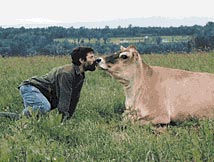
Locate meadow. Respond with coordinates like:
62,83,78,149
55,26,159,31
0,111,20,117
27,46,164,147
1,53,214,161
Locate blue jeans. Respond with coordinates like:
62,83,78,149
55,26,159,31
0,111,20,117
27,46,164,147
19,85,51,116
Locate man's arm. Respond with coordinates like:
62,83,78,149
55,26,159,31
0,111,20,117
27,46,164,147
57,72,73,119
67,92,81,118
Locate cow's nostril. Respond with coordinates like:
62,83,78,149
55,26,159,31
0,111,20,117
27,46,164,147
95,58,102,63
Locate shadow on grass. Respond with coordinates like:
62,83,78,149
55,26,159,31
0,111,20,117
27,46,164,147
98,103,125,123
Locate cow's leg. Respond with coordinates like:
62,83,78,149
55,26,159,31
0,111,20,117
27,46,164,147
151,113,171,125
138,114,170,126
151,101,171,125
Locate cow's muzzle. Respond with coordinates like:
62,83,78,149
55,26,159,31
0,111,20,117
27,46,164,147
95,58,102,64
95,57,108,70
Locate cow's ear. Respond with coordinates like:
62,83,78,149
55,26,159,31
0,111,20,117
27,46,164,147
128,45,137,51
120,45,126,51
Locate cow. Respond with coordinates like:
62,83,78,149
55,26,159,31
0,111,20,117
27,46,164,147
96,45,214,126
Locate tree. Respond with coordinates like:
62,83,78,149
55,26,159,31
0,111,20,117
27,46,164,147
156,36,162,45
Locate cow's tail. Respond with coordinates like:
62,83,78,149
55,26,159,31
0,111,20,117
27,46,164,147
0,112,21,120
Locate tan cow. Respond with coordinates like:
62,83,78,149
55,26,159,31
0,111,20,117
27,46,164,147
96,45,214,125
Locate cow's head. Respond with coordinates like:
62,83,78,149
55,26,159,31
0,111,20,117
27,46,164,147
96,45,143,85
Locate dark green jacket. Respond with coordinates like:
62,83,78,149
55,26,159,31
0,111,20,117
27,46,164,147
19,64,85,117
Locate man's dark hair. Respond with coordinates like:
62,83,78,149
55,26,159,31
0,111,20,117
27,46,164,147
71,47,94,65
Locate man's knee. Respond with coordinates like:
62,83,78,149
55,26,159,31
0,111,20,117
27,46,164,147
19,85,51,115
41,101,51,113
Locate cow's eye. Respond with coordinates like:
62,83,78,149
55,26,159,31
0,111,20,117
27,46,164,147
120,55,128,59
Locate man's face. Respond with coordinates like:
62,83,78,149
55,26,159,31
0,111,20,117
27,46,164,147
83,52,96,71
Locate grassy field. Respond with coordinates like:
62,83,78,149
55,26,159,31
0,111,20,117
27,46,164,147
1,53,214,161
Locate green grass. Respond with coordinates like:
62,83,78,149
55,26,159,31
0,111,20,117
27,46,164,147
1,53,214,161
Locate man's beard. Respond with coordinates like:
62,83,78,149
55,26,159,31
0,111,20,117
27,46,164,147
83,61,96,71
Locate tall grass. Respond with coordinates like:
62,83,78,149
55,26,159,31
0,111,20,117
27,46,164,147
1,53,214,161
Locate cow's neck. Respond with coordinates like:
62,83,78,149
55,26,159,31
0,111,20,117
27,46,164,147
123,62,153,109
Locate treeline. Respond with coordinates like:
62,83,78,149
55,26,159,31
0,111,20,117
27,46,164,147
0,22,214,56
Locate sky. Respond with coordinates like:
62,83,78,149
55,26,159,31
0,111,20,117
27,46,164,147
0,0,214,26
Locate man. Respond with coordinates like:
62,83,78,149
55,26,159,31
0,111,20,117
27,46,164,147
18,46,97,120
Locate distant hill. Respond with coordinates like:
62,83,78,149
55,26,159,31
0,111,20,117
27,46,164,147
2,17,214,28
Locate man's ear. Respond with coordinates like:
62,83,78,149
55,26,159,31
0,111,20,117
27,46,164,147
79,58,84,64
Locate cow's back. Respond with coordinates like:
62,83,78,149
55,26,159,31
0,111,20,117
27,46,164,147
152,66,214,121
